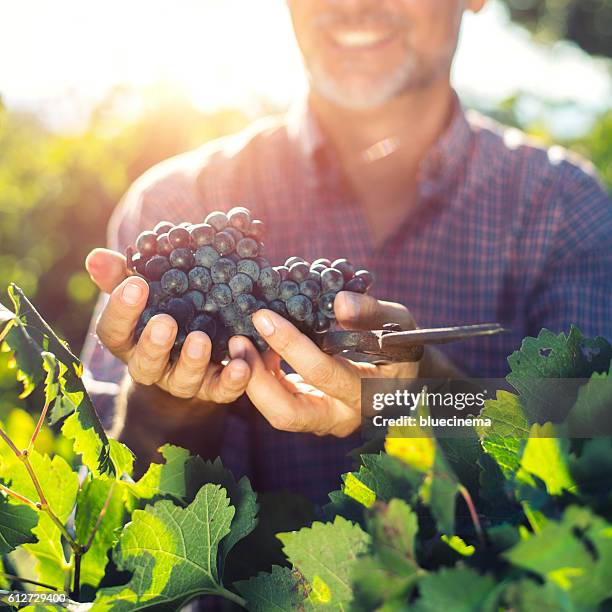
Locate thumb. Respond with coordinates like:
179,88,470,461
334,291,416,331
85,248,128,294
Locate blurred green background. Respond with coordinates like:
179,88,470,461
0,0,610,360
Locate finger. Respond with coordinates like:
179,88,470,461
196,336,251,403
334,292,416,331
96,276,149,359
127,314,177,385
86,248,128,294
163,331,215,399
252,310,360,406
238,337,309,432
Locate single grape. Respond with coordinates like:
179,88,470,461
274,265,289,281
136,231,158,256
188,313,217,339
165,298,195,327
321,267,344,293
248,219,265,240
344,277,367,294
211,257,237,283
237,259,260,282
205,210,228,232
308,269,322,283
286,294,313,321
255,256,271,269
210,283,233,308
220,304,241,327
188,266,212,293
190,223,215,247
319,292,337,319
156,233,174,257
253,335,269,353
154,221,174,236
332,258,355,282
146,281,166,307
279,280,300,301
229,273,253,297
268,300,288,317
168,226,191,249
311,258,331,268
236,237,259,258
255,299,268,311
213,231,236,256
194,245,220,268
224,227,244,244
132,253,149,276
354,269,374,290
288,261,310,283
313,310,331,333
235,293,258,315
211,328,231,362
144,255,171,281
258,266,281,291
299,279,321,300
203,294,220,315
259,287,279,302
161,269,189,296
228,207,252,232
285,256,305,268
309,263,326,274
183,290,206,311
178,222,192,229
169,248,194,270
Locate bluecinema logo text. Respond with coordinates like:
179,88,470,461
372,389,486,412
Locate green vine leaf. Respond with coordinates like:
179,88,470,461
1,285,112,476
7,451,79,589
278,516,370,609
566,364,612,438
352,500,422,610
75,478,126,588
94,483,236,610
0,497,38,554
235,565,305,611
412,567,498,612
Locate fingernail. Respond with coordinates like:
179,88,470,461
150,322,172,346
256,313,275,337
344,292,361,318
230,362,248,381
122,282,143,305
187,337,206,359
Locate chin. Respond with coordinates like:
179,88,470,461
307,56,419,110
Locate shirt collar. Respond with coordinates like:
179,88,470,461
288,92,473,196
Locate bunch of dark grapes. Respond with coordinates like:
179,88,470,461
126,206,374,363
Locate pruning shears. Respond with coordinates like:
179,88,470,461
316,323,506,364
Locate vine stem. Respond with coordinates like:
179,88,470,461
1,572,59,592
0,425,20,457
458,485,485,546
28,397,52,453
71,552,82,601
0,483,38,510
215,587,247,608
84,481,116,553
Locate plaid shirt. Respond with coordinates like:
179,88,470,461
82,96,612,504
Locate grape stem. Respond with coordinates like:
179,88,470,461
458,485,485,546
28,396,52,453
0,425,20,457
1,572,60,592
83,481,116,553
0,483,38,510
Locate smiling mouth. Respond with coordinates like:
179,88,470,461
327,27,398,50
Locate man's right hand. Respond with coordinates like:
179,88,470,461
85,248,251,405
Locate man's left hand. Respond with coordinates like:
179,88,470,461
228,291,422,437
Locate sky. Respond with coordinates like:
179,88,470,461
1,0,611,136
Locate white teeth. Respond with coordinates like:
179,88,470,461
330,29,392,48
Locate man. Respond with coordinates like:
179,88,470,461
82,0,612,501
